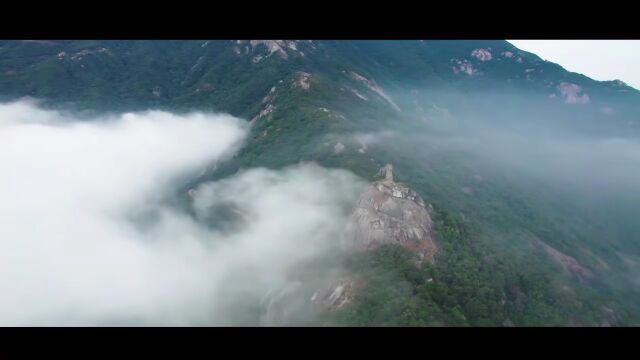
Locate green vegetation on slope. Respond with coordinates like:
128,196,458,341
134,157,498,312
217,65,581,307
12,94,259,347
2,40,639,325
329,208,619,326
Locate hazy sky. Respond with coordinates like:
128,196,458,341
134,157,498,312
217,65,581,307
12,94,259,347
509,40,640,90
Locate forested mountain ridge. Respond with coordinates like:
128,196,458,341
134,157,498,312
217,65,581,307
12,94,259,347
2,40,639,326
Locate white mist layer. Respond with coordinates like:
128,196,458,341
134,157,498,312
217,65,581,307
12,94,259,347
0,100,363,326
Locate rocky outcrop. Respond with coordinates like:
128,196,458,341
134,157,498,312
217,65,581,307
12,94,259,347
293,72,311,90
349,72,401,112
259,165,437,323
310,274,363,311
452,59,475,76
534,238,593,282
312,165,436,317
233,40,310,63
259,273,364,325
57,47,110,61
345,164,437,263
471,48,492,61
558,82,590,105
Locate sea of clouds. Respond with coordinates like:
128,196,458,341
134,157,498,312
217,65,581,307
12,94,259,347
0,99,363,326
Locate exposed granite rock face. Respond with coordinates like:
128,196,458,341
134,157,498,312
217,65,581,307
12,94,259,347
293,71,311,90
310,274,363,311
452,59,475,76
260,165,437,323
558,82,590,105
259,273,363,325
471,48,493,61
349,72,402,112
345,164,437,263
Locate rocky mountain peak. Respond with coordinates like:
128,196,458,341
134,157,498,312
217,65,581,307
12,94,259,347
345,164,437,262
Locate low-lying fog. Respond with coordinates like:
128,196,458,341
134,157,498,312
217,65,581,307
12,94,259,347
0,99,363,326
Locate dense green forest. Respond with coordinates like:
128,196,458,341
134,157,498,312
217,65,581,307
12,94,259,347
331,207,626,326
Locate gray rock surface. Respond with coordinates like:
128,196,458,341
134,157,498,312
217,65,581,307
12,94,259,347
262,164,438,323
345,164,437,263
310,274,363,312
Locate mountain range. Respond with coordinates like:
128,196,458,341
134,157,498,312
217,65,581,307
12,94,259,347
2,40,639,326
